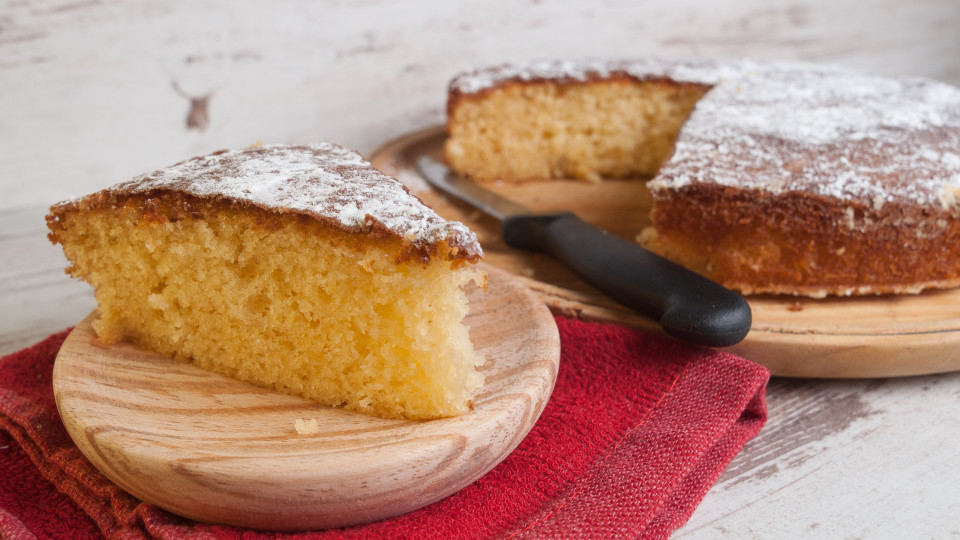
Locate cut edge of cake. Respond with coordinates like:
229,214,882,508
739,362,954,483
442,58,960,297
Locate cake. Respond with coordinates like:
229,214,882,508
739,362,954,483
444,58,960,297
47,143,486,419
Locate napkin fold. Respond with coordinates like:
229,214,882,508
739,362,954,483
1,317,768,539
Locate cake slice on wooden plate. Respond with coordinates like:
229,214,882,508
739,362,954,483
47,142,486,420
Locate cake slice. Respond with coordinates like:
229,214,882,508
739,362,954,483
47,143,486,419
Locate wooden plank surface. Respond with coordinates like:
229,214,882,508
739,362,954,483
0,207,96,354
679,372,960,538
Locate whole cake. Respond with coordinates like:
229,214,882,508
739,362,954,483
444,58,960,297
47,143,486,419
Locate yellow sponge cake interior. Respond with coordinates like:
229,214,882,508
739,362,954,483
445,78,708,182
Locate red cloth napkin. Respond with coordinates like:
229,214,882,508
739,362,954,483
1,317,768,539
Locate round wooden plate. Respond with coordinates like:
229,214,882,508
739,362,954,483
53,265,559,531
370,126,960,378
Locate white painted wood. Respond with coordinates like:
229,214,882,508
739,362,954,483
675,374,960,538
3,0,960,537
2,0,959,211
0,207,95,354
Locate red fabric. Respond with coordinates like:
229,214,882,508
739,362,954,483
0,317,768,539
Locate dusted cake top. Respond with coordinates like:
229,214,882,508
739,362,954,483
54,143,482,262
449,58,743,94
451,58,960,209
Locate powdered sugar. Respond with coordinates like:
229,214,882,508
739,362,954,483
111,143,481,258
452,58,960,209
449,57,746,94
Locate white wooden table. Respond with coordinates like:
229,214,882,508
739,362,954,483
3,1,960,537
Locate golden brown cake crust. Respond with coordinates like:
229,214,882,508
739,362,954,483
644,183,960,297
48,143,482,266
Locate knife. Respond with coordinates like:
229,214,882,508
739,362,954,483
416,156,752,347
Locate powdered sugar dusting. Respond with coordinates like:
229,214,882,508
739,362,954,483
452,58,960,209
113,143,481,258
449,57,745,94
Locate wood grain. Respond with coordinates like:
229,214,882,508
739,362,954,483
370,127,960,378
52,265,559,531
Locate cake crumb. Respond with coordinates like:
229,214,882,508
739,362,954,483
295,418,321,435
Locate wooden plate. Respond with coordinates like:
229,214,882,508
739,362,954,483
52,265,559,531
370,126,960,378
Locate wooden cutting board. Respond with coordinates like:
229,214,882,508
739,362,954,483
369,126,960,378
53,265,559,531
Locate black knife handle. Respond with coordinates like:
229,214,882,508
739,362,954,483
501,212,751,347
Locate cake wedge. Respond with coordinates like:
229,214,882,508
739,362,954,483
47,143,486,420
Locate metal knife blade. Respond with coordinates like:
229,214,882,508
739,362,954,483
415,155,529,221
415,155,752,348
